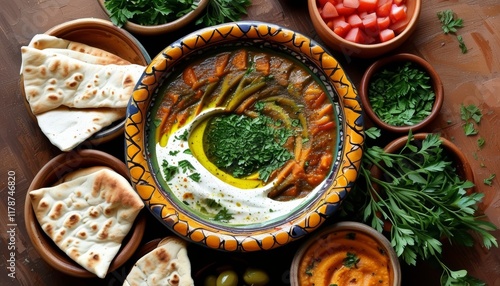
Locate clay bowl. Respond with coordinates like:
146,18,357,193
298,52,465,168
125,21,365,252
359,53,444,133
308,0,421,58
97,0,210,36
24,149,146,278
290,221,401,286
20,18,151,148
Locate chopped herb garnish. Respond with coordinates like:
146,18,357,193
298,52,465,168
213,207,234,222
188,173,201,182
460,104,482,136
343,252,360,268
161,160,178,181
477,137,485,149
205,113,293,182
169,150,180,156
203,198,222,209
463,122,478,136
175,129,189,141
484,174,496,186
457,35,468,54
183,149,192,155
178,160,195,173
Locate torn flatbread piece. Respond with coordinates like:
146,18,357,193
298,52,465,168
123,236,194,286
21,46,144,115
29,168,144,278
36,106,125,151
28,34,131,65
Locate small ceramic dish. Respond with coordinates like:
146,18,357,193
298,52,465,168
24,149,146,278
308,0,421,58
290,221,401,286
125,21,365,252
20,18,151,148
97,0,210,36
359,53,444,133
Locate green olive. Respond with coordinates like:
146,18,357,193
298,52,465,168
204,275,217,286
243,267,270,286
216,270,239,286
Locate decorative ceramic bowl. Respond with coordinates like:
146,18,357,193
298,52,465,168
308,0,421,58
24,149,146,278
359,53,444,133
20,18,151,148
125,21,364,252
290,221,401,286
97,0,210,36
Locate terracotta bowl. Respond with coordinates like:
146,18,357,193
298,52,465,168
290,221,401,286
97,0,210,36
376,133,474,191
24,149,146,278
308,0,421,58
20,18,151,148
125,21,365,252
359,53,444,133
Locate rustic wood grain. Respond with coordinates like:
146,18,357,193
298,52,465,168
1,0,499,285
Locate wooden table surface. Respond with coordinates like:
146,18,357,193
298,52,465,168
1,0,500,285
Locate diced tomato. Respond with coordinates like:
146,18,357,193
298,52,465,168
347,14,363,28
362,12,377,29
332,16,346,27
358,0,378,13
389,3,407,23
379,28,395,42
321,2,339,19
389,10,409,33
333,20,352,38
335,3,356,16
344,27,364,43
376,0,392,17
377,16,391,30
343,0,359,9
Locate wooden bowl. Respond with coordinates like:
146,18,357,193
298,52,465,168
97,0,210,36
290,221,401,286
359,53,444,133
24,149,146,278
308,0,421,58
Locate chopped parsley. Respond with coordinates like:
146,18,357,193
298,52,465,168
204,113,294,182
162,160,178,181
343,252,360,268
213,207,234,222
484,174,496,186
437,10,468,53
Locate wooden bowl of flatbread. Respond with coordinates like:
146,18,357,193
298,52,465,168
24,149,147,278
20,18,151,151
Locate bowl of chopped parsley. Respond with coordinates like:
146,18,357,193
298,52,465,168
359,53,444,133
98,0,252,36
124,21,365,252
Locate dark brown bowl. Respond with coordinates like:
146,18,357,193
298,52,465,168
359,53,444,133
24,149,146,278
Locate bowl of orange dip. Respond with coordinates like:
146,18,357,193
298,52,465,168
290,221,401,286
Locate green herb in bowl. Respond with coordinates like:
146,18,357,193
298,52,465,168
359,53,444,133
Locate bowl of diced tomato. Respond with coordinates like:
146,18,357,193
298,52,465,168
308,0,421,58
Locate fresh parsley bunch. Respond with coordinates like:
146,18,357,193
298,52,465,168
344,128,498,286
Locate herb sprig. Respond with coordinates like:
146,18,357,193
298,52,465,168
196,0,252,26
345,128,497,286
437,9,468,54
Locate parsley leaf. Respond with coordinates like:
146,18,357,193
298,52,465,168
213,207,234,222
161,159,178,181
484,174,496,186
343,252,360,268
437,10,463,34
196,0,252,27
457,35,468,54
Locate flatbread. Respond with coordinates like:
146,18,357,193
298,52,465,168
36,106,125,151
29,168,144,278
123,237,194,286
21,46,144,115
28,34,131,65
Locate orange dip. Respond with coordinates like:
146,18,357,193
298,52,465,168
297,230,393,286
